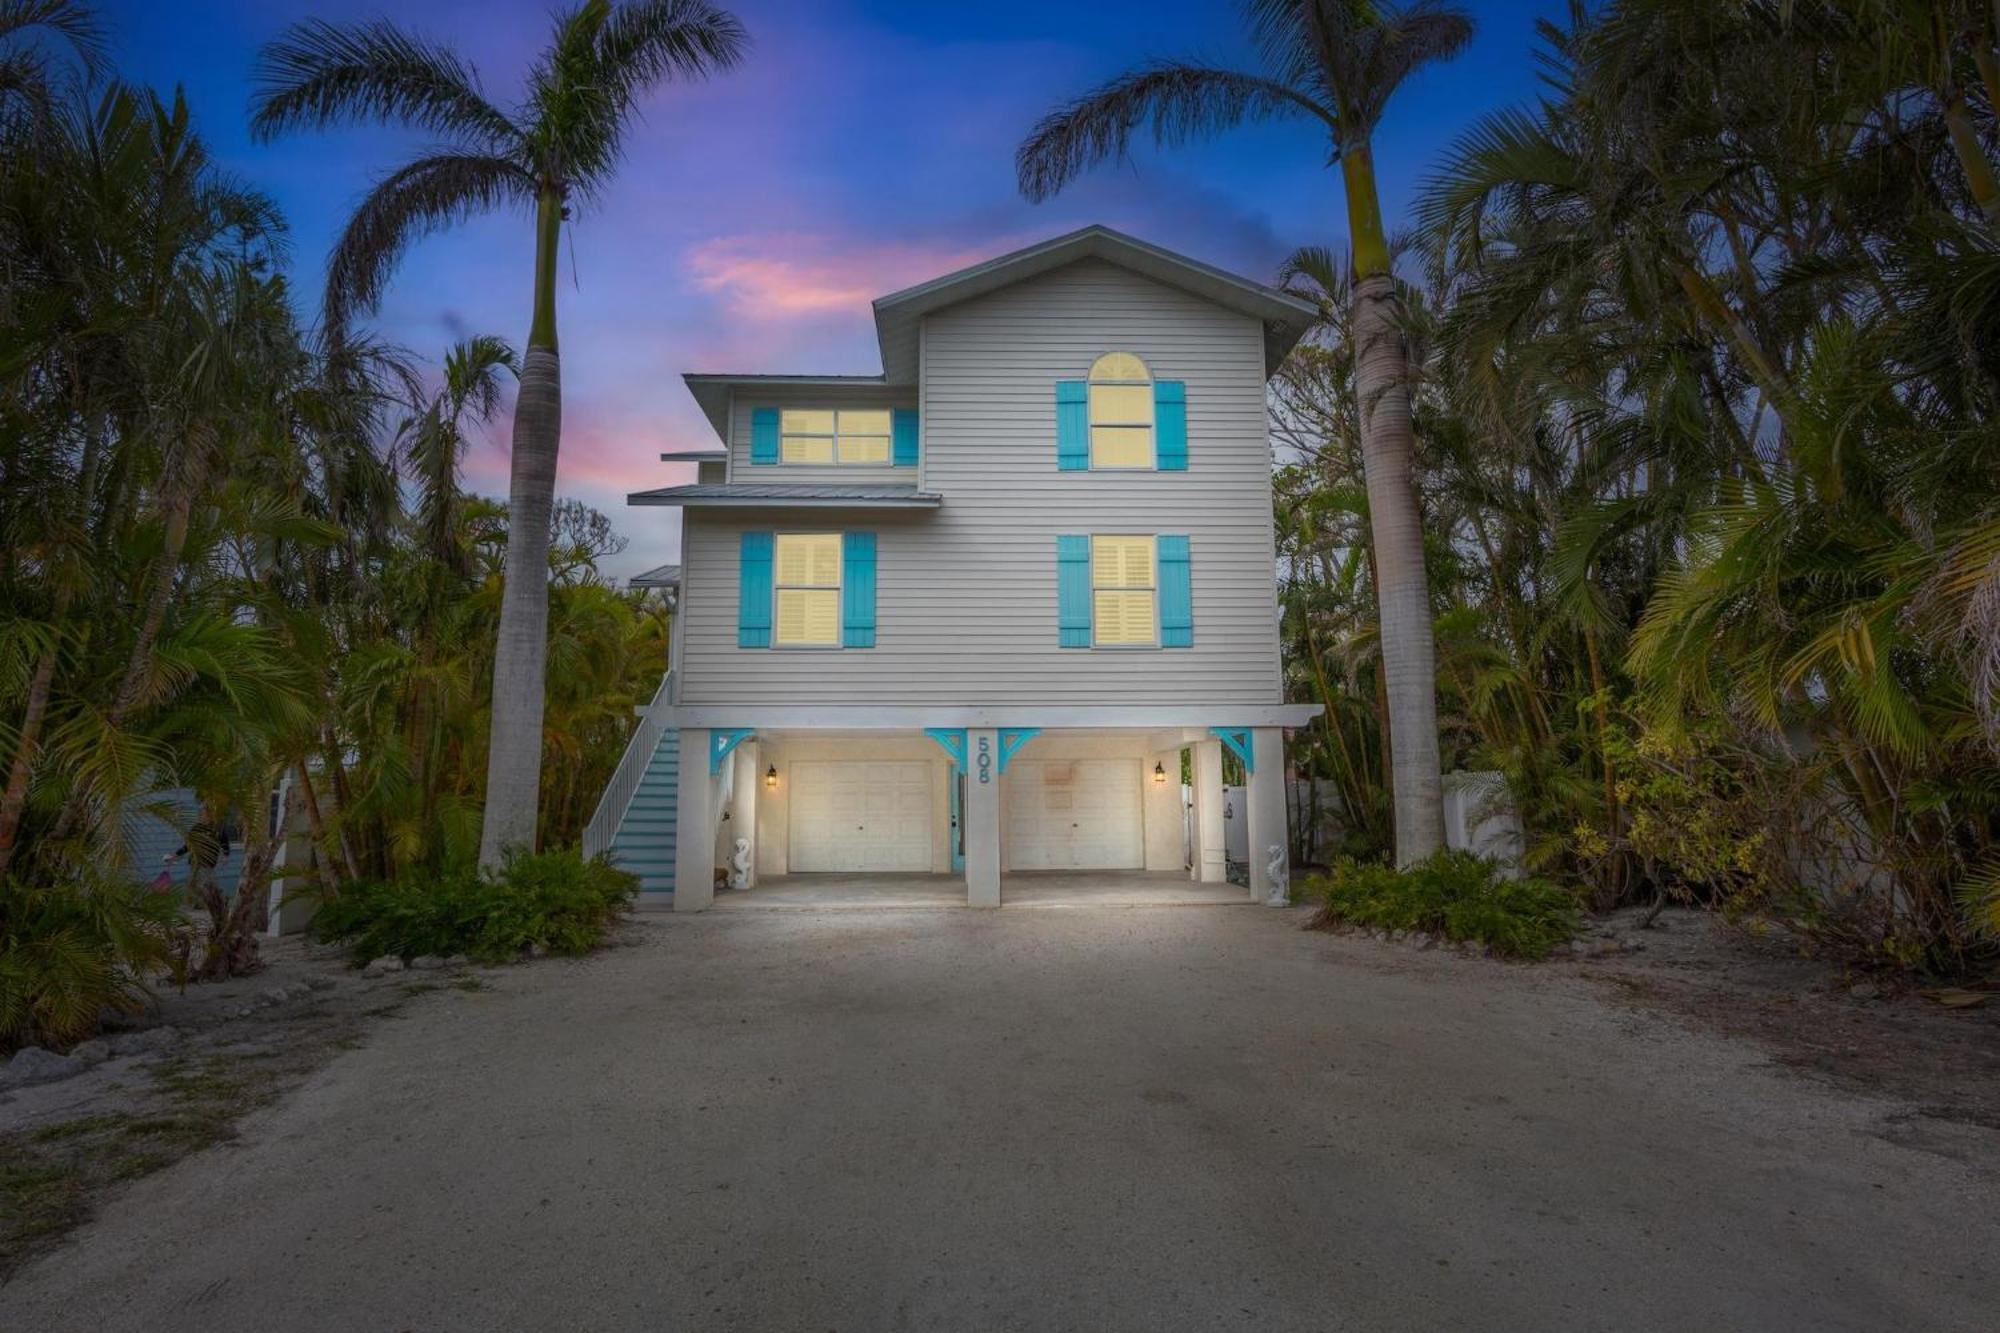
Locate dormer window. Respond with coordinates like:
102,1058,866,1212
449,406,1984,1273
781,408,893,464
1088,352,1154,469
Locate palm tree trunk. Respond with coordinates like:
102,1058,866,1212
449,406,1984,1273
47,480,198,847
1343,141,1444,867
1943,87,2000,229
0,592,67,877
294,760,347,891
479,187,564,869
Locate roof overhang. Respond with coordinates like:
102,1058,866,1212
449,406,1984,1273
872,225,1316,383
628,484,942,510
657,449,726,463
652,704,1324,729
681,374,889,445
629,563,681,589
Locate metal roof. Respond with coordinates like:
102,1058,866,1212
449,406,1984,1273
629,563,681,588
680,375,890,444
627,484,943,509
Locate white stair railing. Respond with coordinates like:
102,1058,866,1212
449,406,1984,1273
582,670,674,861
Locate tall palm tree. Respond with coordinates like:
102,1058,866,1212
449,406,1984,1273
250,0,748,868
1016,0,1472,865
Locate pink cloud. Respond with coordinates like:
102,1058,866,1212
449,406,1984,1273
685,233,1004,321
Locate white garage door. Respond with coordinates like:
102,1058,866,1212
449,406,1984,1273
1006,759,1145,871
789,760,934,872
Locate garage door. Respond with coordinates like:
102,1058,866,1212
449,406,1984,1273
789,760,934,872
1006,759,1144,871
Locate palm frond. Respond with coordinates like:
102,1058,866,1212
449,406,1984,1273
250,18,521,152
595,0,749,103
324,152,537,334
1016,62,1332,203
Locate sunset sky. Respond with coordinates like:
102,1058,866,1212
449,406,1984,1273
96,0,1562,576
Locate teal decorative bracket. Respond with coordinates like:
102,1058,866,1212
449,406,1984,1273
1210,726,1254,774
923,727,968,773
997,728,1041,773
710,728,755,775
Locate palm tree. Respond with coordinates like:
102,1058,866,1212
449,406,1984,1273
1015,0,1471,866
249,0,748,868
0,0,103,123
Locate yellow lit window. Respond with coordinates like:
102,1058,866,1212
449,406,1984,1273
1088,352,1154,469
778,407,893,465
774,533,842,647
1091,534,1156,645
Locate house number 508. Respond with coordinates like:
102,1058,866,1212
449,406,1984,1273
976,736,992,784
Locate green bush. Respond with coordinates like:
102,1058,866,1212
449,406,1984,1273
1,875,178,1052
310,850,637,965
1305,850,1582,959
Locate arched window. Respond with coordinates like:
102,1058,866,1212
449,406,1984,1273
1088,352,1154,469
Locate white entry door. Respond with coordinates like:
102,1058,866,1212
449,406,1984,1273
788,760,934,872
1006,758,1145,871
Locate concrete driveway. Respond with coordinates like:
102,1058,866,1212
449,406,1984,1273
3,905,1994,1331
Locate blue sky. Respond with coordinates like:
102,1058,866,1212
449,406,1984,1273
94,0,1564,575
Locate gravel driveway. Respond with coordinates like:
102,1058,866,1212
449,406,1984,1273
2,905,1993,1331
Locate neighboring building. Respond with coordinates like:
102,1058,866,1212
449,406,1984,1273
583,226,1321,908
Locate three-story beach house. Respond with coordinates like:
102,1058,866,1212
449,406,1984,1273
582,226,1321,908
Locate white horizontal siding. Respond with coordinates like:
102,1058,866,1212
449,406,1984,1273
683,258,1282,706
727,384,918,485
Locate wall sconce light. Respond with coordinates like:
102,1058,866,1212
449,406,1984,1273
1153,762,1167,785
765,764,778,789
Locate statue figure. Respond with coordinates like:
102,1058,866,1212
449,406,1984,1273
1264,844,1289,906
727,836,752,890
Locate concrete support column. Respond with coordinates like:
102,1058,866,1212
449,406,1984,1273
963,728,1001,907
1245,727,1289,905
674,728,715,912
1191,739,1226,883
726,739,759,890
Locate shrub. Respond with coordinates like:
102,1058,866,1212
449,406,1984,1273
309,850,637,965
1,875,178,1053
1306,850,1582,959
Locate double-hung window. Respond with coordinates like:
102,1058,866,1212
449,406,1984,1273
781,408,892,465
1087,352,1155,469
774,533,842,647
1091,535,1158,646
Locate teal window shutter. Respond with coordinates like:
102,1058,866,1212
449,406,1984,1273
1055,380,1088,470
1056,534,1091,647
750,407,779,464
842,532,877,648
892,409,919,467
1155,380,1187,471
1158,534,1193,647
738,531,773,647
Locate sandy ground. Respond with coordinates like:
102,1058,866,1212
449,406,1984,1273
1,905,1995,1332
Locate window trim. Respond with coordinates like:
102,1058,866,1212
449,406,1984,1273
1089,533,1161,649
772,531,845,650
1086,352,1157,472
777,407,894,467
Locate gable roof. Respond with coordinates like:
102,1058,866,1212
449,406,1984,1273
871,224,1316,382
676,226,1317,446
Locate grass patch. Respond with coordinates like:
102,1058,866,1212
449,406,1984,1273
1305,850,1583,960
0,1010,396,1279
0,1157,90,1256
28,1113,133,1142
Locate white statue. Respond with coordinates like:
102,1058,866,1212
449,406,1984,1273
727,837,752,890
1264,844,1289,906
